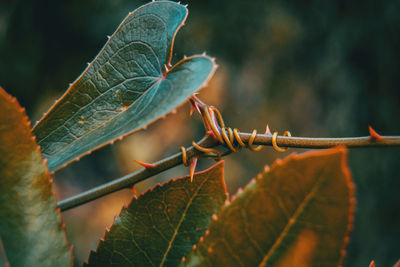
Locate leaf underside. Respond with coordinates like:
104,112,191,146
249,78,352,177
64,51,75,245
183,147,355,267
85,161,227,267
0,88,72,266
33,1,217,172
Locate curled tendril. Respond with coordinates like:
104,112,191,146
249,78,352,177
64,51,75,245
272,131,291,152
179,146,188,166
181,103,291,165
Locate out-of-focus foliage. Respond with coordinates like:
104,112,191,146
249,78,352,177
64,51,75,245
1,0,399,266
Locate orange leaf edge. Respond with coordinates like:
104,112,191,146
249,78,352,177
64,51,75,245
263,146,356,266
85,160,226,264
0,87,75,258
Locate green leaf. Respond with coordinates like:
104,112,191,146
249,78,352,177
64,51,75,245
0,88,72,266
85,161,227,267
183,147,355,267
33,1,217,172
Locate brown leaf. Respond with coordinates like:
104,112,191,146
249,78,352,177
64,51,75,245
0,88,72,266
183,147,355,267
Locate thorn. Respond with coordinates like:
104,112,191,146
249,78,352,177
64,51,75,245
107,35,111,40
130,186,137,195
190,103,196,117
164,64,169,72
212,214,218,220
181,256,186,262
369,126,384,140
171,108,177,114
135,160,157,170
265,124,272,135
263,164,270,172
189,157,198,182
369,260,376,267
189,95,204,114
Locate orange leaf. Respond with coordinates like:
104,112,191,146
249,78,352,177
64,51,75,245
183,147,355,267
0,88,72,266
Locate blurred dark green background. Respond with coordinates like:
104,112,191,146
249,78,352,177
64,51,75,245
1,0,399,265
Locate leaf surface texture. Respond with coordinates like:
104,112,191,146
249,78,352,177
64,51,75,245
0,88,72,266
86,161,227,267
183,148,355,267
33,1,216,171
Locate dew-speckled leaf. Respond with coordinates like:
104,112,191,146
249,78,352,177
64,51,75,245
33,1,217,171
85,161,227,267
0,88,72,266
183,147,355,267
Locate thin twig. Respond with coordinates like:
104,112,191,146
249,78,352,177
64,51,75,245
57,135,216,212
57,132,400,212
240,133,400,148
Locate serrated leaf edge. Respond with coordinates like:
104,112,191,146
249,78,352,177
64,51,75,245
184,147,355,267
0,87,74,265
85,160,226,266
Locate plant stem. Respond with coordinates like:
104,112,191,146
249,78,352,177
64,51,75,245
241,133,400,148
57,135,216,212
57,133,400,212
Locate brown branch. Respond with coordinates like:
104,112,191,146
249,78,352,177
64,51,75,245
240,133,400,148
57,132,400,212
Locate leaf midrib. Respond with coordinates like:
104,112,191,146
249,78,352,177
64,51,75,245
42,78,161,161
258,170,326,267
159,174,212,267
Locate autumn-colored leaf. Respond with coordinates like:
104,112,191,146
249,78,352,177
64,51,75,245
33,1,216,172
85,161,227,267
183,147,355,267
0,88,72,266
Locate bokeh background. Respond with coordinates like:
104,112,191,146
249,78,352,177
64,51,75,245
1,0,399,265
